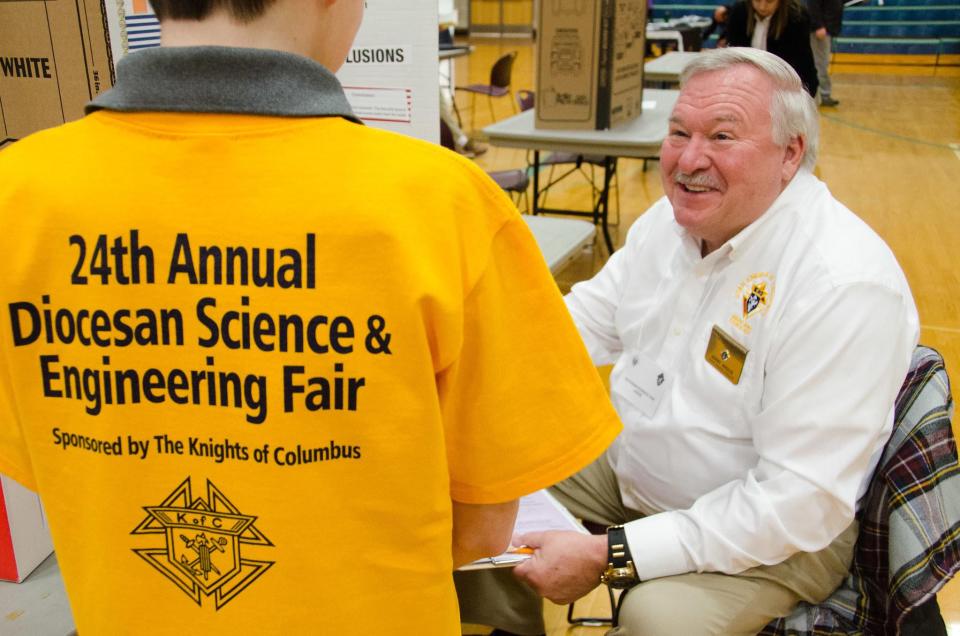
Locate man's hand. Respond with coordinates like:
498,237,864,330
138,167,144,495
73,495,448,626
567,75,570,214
815,27,828,39
512,531,608,605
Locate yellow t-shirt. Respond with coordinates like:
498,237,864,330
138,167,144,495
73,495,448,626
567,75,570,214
0,111,621,634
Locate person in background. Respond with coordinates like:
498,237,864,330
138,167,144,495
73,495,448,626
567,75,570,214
439,22,488,157
702,4,732,47
0,0,621,633
724,0,820,96
807,0,844,106
455,47,917,636
442,89,488,158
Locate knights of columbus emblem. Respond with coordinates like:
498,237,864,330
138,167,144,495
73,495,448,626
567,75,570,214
132,478,274,610
743,282,768,318
730,273,775,335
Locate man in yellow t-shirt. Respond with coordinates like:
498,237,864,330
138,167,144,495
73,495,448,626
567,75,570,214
0,1,621,633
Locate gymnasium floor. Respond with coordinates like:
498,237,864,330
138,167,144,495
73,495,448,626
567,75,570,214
451,38,960,635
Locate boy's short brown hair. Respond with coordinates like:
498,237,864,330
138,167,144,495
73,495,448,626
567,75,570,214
149,0,276,22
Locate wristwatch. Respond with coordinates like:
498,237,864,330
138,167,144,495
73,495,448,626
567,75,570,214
599,525,640,589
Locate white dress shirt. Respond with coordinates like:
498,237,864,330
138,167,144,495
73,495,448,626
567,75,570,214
565,171,919,580
752,15,772,49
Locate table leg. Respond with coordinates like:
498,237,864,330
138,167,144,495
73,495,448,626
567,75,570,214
600,157,616,253
440,58,454,93
533,150,541,215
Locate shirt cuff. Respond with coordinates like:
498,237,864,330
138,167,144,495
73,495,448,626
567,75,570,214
623,512,696,580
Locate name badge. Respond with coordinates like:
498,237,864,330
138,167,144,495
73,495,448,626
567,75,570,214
620,353,669,418
705,325,748,385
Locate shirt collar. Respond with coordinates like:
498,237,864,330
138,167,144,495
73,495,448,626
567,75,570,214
86,46,361,122
726,169,815,260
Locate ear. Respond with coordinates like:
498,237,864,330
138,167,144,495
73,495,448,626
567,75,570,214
781,134,806,182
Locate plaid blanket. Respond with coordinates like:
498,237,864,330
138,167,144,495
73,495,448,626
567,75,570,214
760,346,960,636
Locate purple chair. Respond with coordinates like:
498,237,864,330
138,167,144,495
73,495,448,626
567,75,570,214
439,118,529,213
486,170,531,213
454,51,519,131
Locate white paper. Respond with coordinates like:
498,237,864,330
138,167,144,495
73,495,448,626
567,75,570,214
514,489,588,536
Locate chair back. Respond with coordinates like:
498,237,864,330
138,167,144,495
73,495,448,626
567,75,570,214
517,89,535,112
438,26,454,48
490,52,517,89
488,169,529,194
438,118,456,151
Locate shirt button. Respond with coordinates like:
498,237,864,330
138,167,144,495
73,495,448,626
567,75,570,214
673,328,683,336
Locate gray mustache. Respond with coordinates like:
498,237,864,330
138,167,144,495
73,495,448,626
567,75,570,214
674,172,722,189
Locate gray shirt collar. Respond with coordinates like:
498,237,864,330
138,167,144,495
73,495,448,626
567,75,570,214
86,46,360,122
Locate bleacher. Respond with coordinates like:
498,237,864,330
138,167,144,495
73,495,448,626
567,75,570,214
649,0,960,64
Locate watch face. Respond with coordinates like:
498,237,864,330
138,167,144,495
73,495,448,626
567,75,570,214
602,565,639,589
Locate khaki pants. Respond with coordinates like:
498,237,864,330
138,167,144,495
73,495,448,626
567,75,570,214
810,33,833,98
456,454,857,636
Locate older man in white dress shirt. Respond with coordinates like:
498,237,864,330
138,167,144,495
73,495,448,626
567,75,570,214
455,47,919,636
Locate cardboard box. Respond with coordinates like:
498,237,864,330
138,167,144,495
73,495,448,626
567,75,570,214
0,474,53,583
0,0,115,149
536,0,647,130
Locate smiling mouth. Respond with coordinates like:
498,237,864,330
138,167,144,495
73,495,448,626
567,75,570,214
674,171,720,193
679,184,715,193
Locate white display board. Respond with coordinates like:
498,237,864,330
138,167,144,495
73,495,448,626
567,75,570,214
104,1,440,143
337,0,439,142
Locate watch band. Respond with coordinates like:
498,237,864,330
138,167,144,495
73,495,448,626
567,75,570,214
607,525,631,568
601,524,640,589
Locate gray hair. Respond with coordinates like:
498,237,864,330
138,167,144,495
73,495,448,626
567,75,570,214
679,47,819,170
